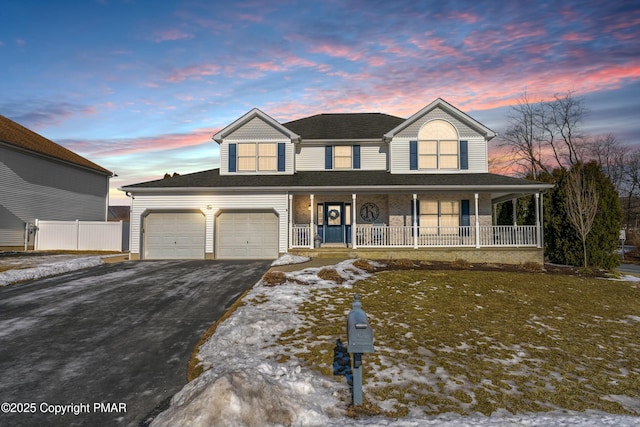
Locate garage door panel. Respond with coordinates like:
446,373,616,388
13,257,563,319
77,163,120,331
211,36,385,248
144,212,205,260
216,212,278,260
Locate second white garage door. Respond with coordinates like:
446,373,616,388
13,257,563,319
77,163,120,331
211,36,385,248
144,211,205,260
216,212,279,259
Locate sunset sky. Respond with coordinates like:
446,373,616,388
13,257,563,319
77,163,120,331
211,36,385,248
1,0,639,204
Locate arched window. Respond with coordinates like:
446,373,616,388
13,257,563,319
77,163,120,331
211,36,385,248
417,120,459,169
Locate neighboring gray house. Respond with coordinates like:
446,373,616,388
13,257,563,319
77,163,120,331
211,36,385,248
0,115,112,250
121,99,552,264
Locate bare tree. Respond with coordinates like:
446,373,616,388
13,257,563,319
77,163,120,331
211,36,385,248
622,150,640,229
499,90,591,178
499,92,548,178
565,167,599,268
584,133,627,193
547,91,586,166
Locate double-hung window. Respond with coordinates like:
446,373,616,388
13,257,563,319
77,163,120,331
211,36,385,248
236,142,278,172
419,200,460,235
418,139,459,170
324,145,361,169
412,119,466,170
334,146,352,169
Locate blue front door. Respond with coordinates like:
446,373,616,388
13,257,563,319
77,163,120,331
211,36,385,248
324,203,343,243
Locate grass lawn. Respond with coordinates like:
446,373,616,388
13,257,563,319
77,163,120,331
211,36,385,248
274,266,640,417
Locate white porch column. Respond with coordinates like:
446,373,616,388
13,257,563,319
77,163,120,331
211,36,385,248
309,194,315,249
413,194,418,249
352,194,357,249
535,192,542,248
288,194,293,250
475,193,480,248
493,203,497,226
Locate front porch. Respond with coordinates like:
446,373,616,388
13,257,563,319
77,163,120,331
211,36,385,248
291,224,540,248
287,192,544,251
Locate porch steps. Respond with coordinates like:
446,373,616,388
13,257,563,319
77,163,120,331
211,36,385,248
290,248,353,259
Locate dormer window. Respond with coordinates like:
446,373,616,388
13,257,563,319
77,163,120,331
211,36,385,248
237,142,277,171
410,119,468,171
228,142,285,173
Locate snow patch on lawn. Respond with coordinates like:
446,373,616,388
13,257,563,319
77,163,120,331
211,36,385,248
151,259,640,427
0,256,104,286
271,253,311,266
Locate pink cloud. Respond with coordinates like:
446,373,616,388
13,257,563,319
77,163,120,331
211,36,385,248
562,32,593,42
524,43,553,55
311,43,363,62
410,35,462,59
447,11,480,24
237,13,263,22
61,127,219,158
151,29,194,42
166,63,221,82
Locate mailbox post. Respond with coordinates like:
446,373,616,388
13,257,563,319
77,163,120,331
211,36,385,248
347,294,374,406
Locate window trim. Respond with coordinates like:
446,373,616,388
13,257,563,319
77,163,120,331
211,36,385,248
232,142,283,173
418,139,459,170
417,199,460,235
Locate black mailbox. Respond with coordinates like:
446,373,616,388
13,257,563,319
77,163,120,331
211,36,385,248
347,294,374,354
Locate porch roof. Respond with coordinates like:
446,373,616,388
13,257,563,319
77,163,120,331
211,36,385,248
122,169,552,199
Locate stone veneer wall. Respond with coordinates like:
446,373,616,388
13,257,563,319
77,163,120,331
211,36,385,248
291,247,544,266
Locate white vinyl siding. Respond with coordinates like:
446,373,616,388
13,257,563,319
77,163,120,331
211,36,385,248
1,146,109,247
226,116,289,140
129,193,288,258
296,143,387,171
396,106,484,139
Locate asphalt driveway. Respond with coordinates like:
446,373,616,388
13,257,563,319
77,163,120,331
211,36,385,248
0,260,270,426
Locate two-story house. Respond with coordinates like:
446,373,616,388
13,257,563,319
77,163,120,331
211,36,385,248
121,98,552,264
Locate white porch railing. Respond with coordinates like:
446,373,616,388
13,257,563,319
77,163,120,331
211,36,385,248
291,225,312,248
290,225,539,248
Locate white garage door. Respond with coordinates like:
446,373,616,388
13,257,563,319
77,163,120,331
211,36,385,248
144,212,205,259
216,212,278,259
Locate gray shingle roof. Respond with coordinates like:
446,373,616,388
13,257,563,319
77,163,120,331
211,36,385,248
283,113,405,140
122,169,550,192
0,115,112,175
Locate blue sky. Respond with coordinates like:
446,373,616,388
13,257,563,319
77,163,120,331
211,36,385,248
1,0,639,204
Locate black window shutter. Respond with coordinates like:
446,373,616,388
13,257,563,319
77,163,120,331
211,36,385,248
353,145,361,169
228,143,237,172
460,140,468,170
325,146,333,169
277,143,286,171
461,199,470,226
409,140,418,170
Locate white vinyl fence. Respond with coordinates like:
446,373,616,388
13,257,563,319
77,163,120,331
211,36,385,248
34,219,125,251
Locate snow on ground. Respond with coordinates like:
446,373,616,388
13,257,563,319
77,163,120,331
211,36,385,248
151,256,640,427
270,253,310,266
611,275,640,282
0,255,105,286
2,253,639,425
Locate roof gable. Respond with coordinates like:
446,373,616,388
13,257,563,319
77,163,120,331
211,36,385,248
284,113,404,140
384,98,497,141
212,108,300,143
0,115,111,175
